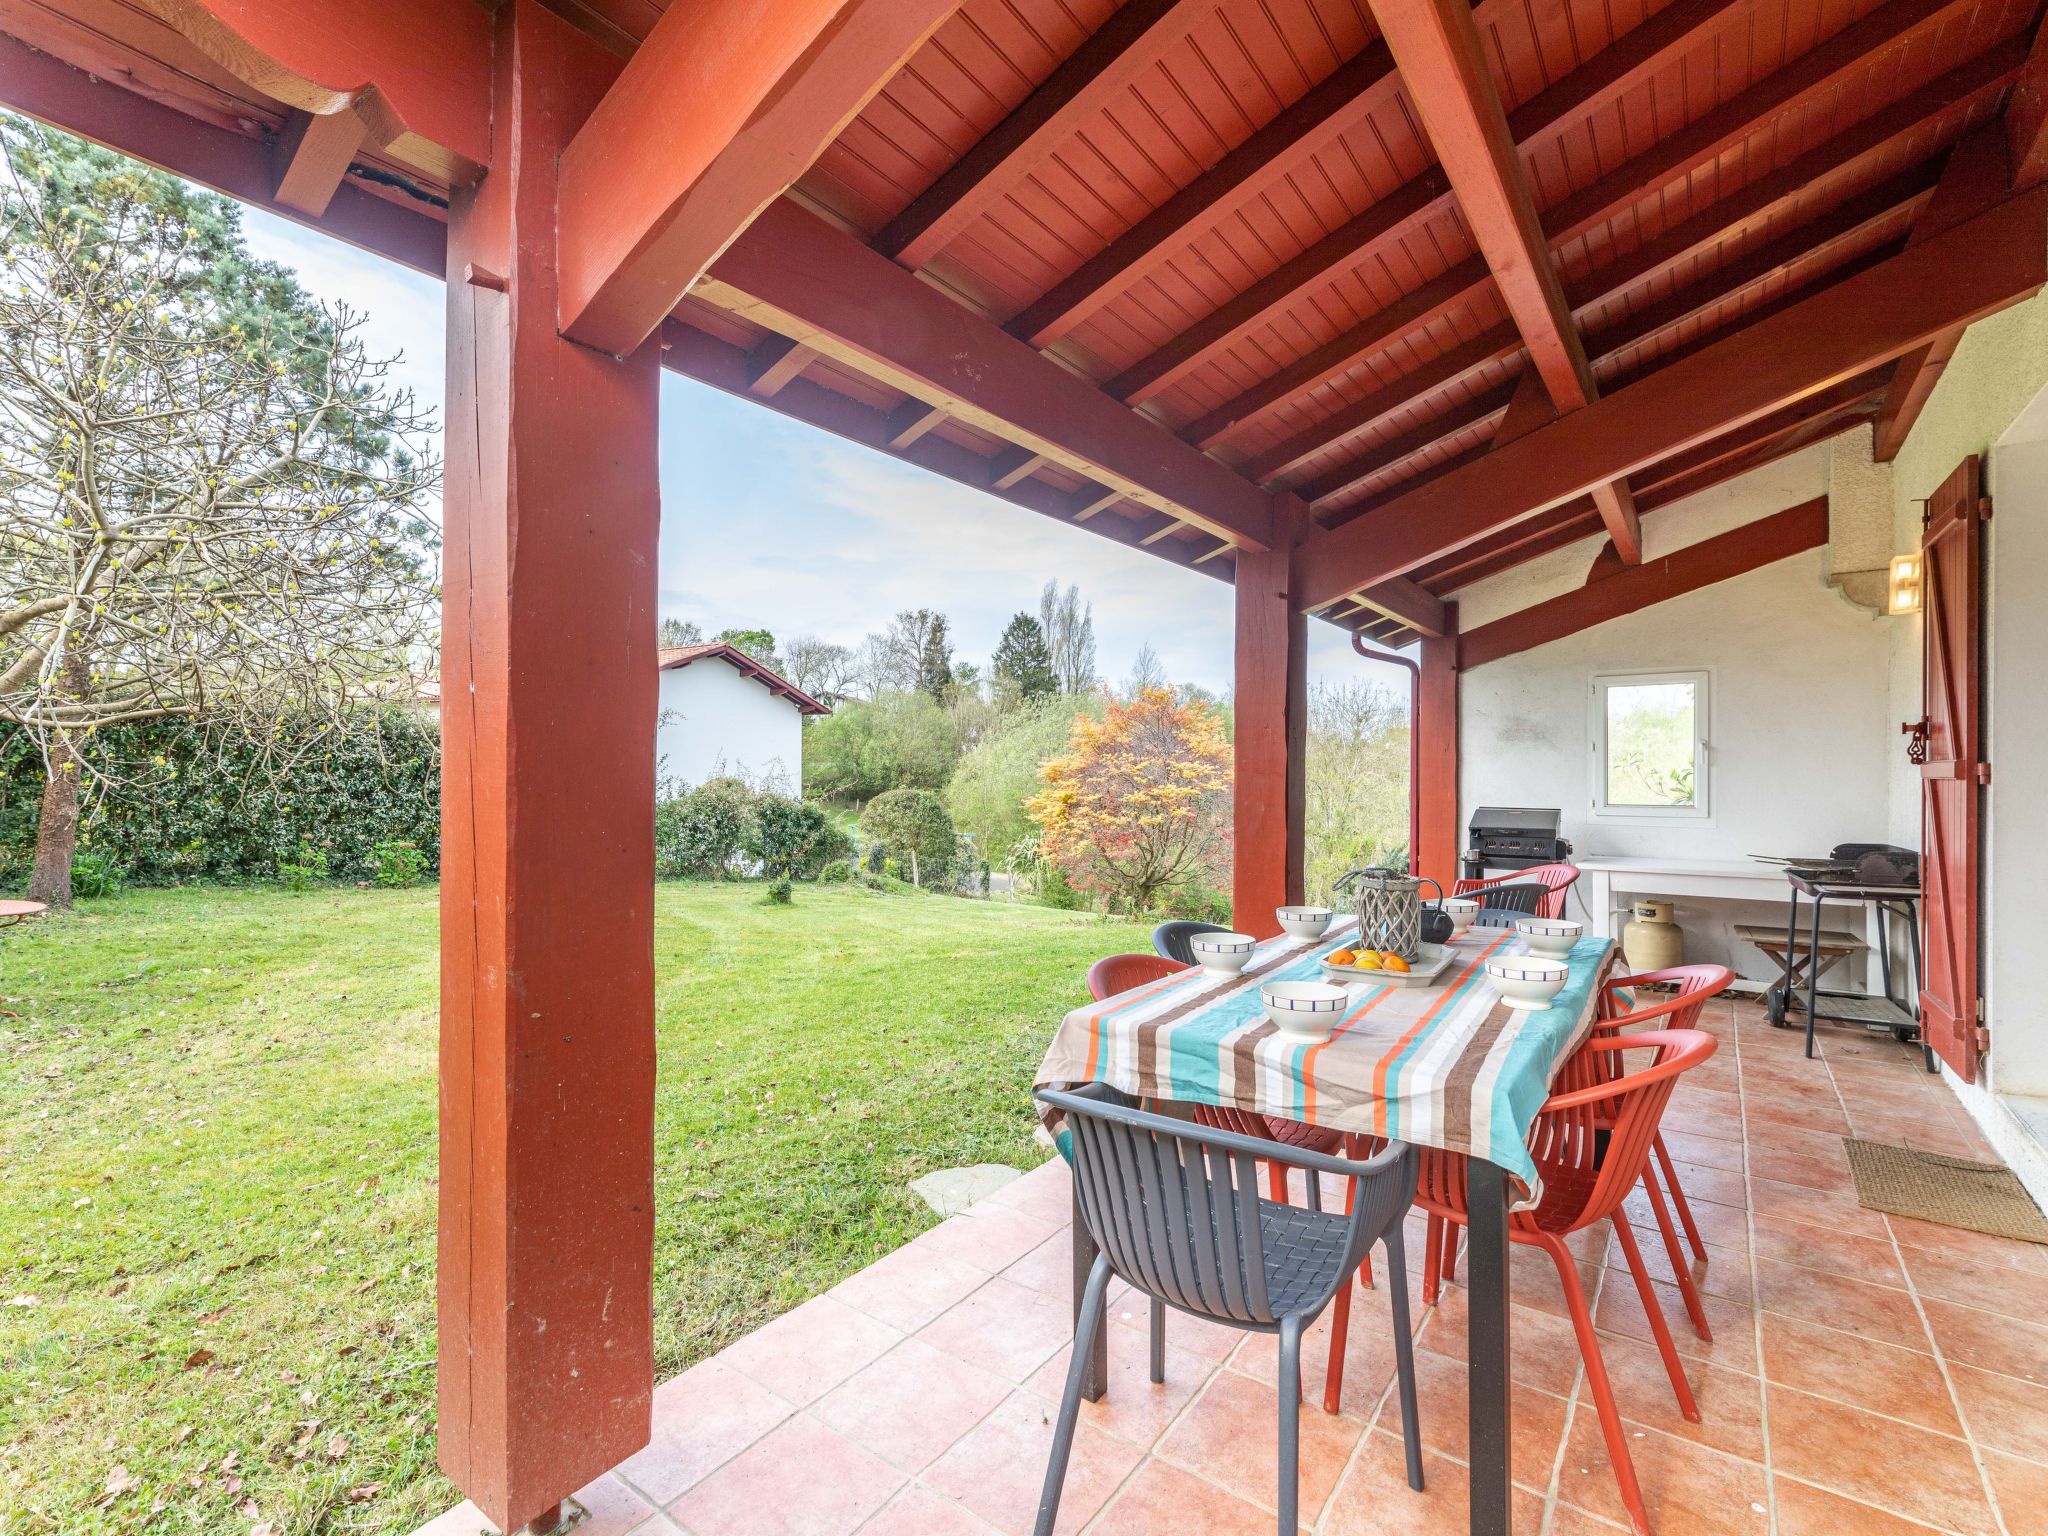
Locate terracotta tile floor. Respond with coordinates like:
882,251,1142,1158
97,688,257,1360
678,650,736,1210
417,1000,2048,1536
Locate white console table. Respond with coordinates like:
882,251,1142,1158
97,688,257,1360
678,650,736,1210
1571,856,1865,991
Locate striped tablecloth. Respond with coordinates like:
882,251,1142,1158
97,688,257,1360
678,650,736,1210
1036,920,1617,1204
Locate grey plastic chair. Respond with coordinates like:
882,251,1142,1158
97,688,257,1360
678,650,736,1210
1033,1083,1422,1535
1471,880,1548,926
1152,919,1228,966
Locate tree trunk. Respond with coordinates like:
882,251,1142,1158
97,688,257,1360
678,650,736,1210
26,728,81,907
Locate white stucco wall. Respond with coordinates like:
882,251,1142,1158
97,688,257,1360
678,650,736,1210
1879,276,2048,1199
1452,444,1895,979
654,659,805,793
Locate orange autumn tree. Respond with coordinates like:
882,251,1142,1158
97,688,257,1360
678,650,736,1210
1028,686,1232,912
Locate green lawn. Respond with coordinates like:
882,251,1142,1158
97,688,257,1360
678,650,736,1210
0,883,1146,1535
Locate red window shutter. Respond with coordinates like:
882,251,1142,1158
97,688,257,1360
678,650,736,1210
1915,456,1987,1082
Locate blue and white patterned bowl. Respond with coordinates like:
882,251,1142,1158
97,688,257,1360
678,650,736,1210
1516,917,1583,958
1275,905,1334,940
1441,897,1480,934
1260,981,1349,1041
1190,930,1258,976
1486,955,1570,1011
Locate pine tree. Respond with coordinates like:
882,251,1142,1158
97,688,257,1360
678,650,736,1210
992,613,1058,701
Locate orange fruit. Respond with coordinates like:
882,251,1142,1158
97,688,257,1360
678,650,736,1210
1382,954,1411,973
1328,949,1357,966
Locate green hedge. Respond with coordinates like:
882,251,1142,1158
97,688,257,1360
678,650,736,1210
0,709,441,888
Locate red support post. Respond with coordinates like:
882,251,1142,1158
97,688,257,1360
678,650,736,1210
1414,612,1461,894
437,6,659,1531
1233,494,1311,934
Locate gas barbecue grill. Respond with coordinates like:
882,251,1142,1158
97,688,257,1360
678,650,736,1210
1461,807,1574,882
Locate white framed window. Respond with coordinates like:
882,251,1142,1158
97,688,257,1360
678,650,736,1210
1592,670,1711,819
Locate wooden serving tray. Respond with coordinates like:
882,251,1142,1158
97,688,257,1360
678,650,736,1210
1322,942,1457,988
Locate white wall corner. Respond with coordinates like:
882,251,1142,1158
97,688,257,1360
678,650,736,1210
1824,423,1894,613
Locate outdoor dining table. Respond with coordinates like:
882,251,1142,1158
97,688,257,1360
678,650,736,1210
1036,919,1618,1536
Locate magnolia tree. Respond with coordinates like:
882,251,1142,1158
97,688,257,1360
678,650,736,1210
0,122,439,904
1028,686,1231,911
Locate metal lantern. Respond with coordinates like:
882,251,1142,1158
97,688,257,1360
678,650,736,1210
1353,869,1425,961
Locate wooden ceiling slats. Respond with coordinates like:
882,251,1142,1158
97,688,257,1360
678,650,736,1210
1298,184,2046,608
872,0,1210,267
1873,123,2018,458
1256,139,1951,500
1537,0,1979,254
15,0,2045,613
1176,6,2023,460
1098,0,1751,409
1002,37,1401,346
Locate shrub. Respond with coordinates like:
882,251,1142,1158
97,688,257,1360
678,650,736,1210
802,691,957,801
1037,861,1087,911
947,695,1098,857
0,707,439,887
68,850,123,900
277,840,330,892
746,793,851,879
370,839,429,888
858,788,957,889
818,859,853,883
655,776,756,879
763,876,794,905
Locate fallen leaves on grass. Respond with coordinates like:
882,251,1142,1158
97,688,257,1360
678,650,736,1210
97,1465,142,1505
183,1348,215,1370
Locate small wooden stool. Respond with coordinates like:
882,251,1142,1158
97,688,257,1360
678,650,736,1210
1735,922,1865,1018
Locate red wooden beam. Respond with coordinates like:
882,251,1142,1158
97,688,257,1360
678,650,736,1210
1177,0,1993,449
1259,25,2015,508
1371,0,1595,411
273,107,367,217
0,29,447,275
556,0,950,357
1004,37,1399,346
1013,0,1747,351
1296,185,2048,609
743,335,818,398
1458,497,1829,668
437,5,657,1530
1366,0,1641,560
1239,327,1523,484
1327,576,1448,639
142,0,491,180
1104,0,1749,407
658,320,1244,591
1233,495,1310,934
1873,126,2016,460
875,0,1207,269
2012,13,2048,189
1247,149,1941,489
1414,617,1461,892
1413,381,1882,593
1298,382,1518,506
1539,0,1977,250
699,199,1276,549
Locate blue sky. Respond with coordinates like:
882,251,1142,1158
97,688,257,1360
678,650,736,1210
237,207,1376,694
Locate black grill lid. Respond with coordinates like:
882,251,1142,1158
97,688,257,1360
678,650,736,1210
1468,807,1564,837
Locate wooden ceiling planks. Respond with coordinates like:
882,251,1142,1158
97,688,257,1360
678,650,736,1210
6,0,2045,622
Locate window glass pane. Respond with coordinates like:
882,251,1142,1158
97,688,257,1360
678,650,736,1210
1605,682,1697,807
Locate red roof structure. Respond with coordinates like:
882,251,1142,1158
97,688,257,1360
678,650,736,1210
655,642,832,715
7,1,2042,1530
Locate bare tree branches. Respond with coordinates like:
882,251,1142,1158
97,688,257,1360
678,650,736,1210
0,122,440,752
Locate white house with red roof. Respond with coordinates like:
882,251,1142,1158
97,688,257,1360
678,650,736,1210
655,643,830,793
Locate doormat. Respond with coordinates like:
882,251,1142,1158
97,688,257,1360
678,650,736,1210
1844,1138,2048,1245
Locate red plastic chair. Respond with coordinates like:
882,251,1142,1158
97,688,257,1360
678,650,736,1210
1085,952,1183,1000
1584,965,1735,1339
1453,862,1580,919
1418,1030,1718,1536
